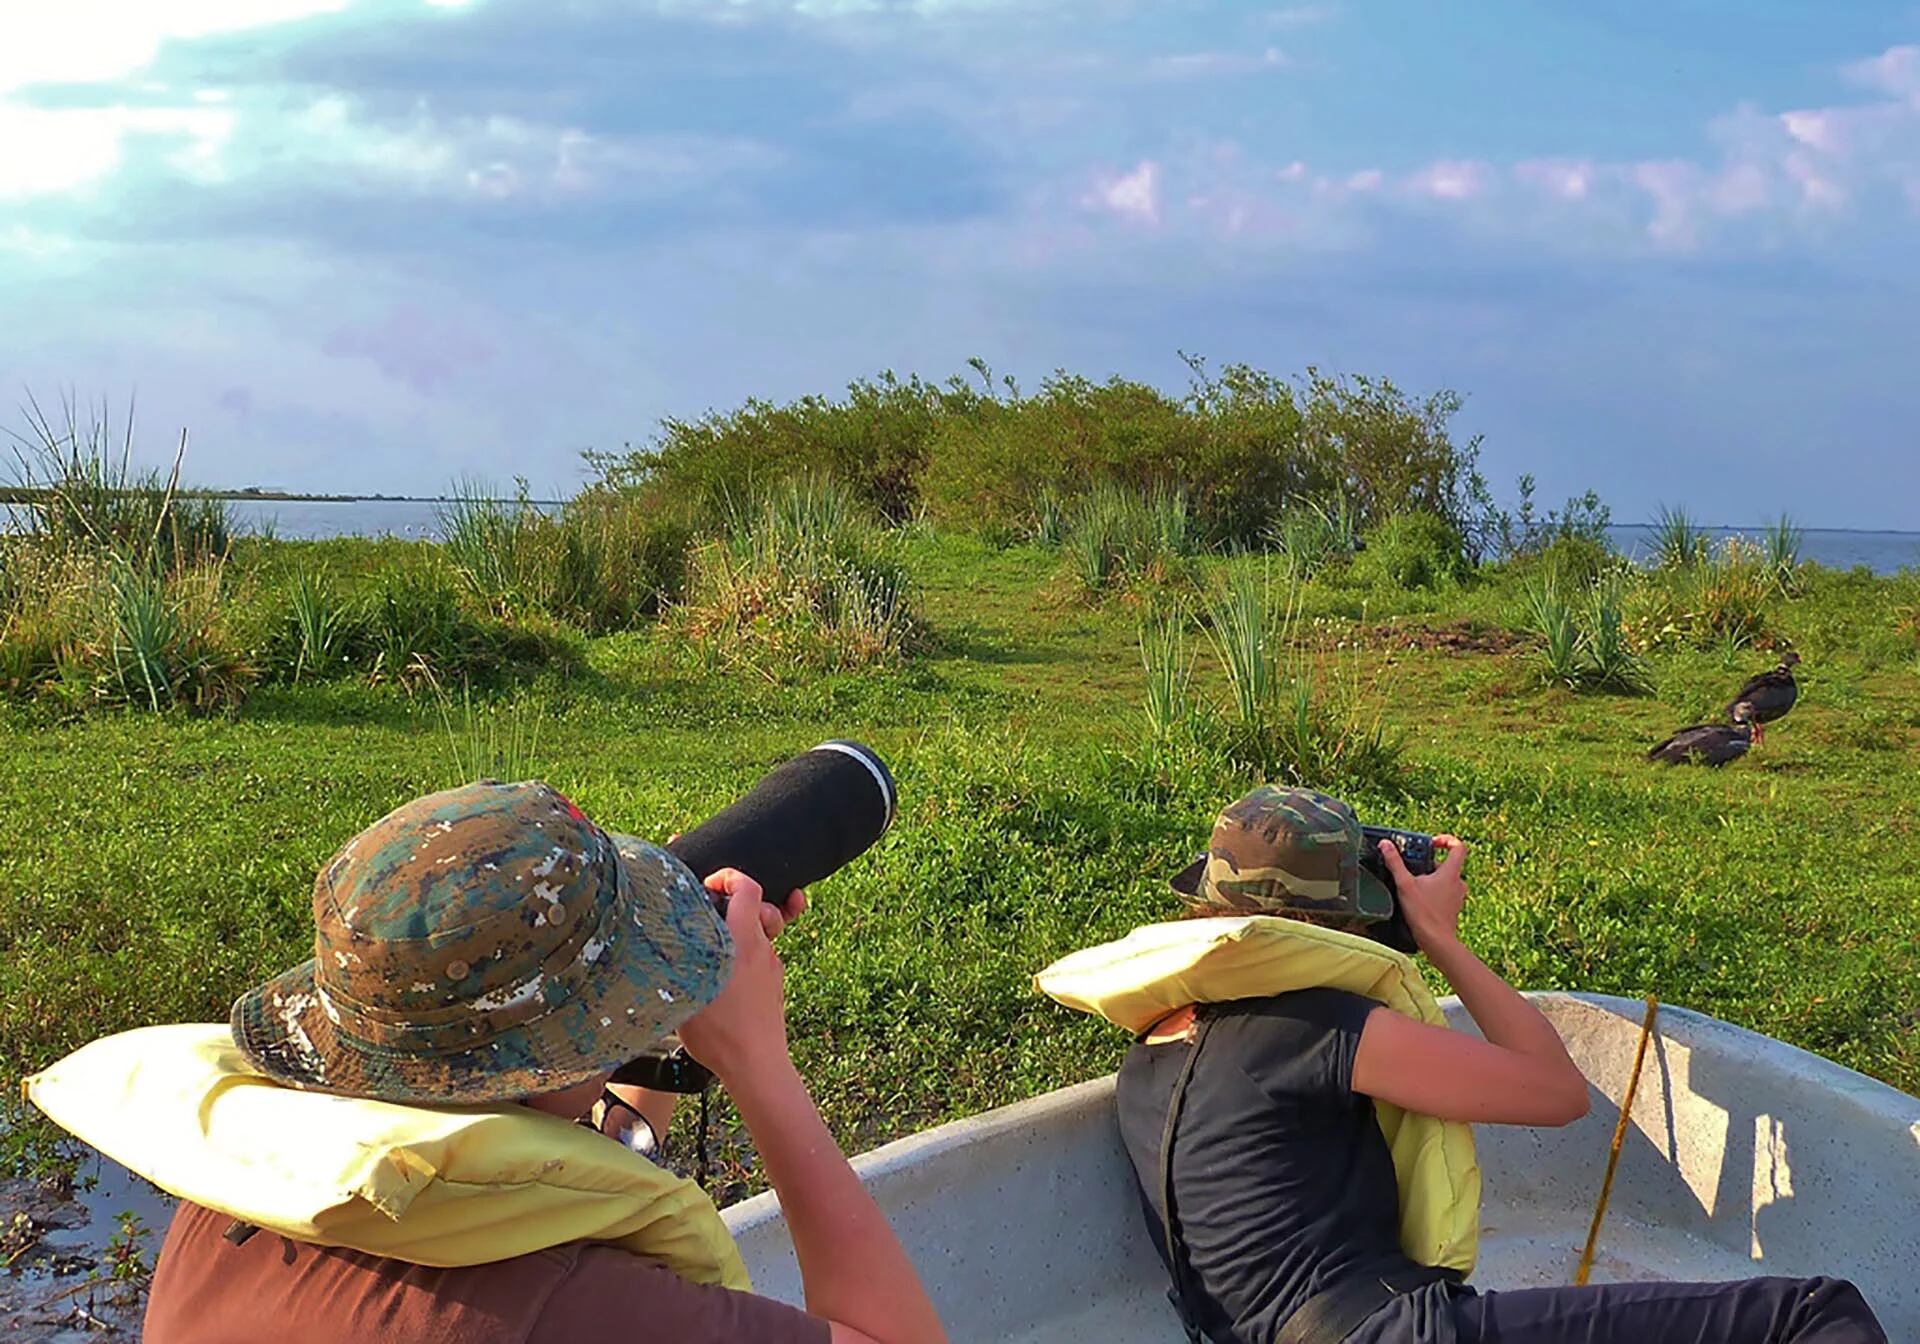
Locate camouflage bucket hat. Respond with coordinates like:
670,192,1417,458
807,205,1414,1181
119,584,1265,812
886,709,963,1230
1170,785,1394,924
231,781,730,1106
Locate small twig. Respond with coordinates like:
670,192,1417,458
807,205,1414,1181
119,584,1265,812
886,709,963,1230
1575,995,1659,1286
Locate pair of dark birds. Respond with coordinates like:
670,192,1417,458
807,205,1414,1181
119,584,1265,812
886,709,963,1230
1647,652,1801,767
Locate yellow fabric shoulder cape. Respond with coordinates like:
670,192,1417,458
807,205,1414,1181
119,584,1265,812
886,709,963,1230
23,1023,749,1289
1035,916,1480,1273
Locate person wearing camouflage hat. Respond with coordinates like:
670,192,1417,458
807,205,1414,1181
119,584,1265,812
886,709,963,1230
1167,785,1396,930
228,780,734,1105
138,780,948,1344
1112,783,1887,1344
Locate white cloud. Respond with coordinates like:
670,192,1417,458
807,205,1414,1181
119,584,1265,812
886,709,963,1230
1843,44,1919,99
0,102,235,198
1143,48,1288,80
1088,42,1920,254
1259,5,1336,30
1086,159,1161,225
1406,159,1488,201
1515,157,1593,201
0,0,350,97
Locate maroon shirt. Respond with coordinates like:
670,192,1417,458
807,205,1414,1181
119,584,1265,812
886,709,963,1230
144,1201,829,1344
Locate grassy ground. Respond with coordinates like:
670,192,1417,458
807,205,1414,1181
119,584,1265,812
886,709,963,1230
3,534,1917,1200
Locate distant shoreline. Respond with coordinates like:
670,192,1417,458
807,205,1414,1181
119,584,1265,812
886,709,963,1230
0,488,1907,535
0,489,565,506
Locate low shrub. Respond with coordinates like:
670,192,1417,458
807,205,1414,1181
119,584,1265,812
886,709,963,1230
1349,511,1468,591
1626,536,1773,652
591,370,985,522
0,549,250,711
1469,472,1612,566
245,553,578,690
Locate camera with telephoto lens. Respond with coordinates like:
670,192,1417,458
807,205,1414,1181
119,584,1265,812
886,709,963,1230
1359,825,1437,955
611,741,898,1094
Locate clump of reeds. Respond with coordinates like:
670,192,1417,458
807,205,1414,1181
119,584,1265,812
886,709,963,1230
1137,560,1403,792
1,395,248,711
1763,514,1803,594
1065,482,1198,596
678,477,920,673
1650,503,1707,570
1264,491,1361,576
1519,571,1650,693
439,480,689,633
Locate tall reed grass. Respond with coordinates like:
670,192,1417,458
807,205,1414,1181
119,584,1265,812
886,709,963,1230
7,393,232,574
440,482,689,633
1264,492,1361,576
1137,561,1404,791
680,478,919,673
1064,482,1197,595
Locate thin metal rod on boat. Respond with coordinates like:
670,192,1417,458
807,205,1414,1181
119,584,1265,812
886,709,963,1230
1574,995,1659,1287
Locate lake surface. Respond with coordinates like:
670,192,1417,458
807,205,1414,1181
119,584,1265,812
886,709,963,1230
1604,524,1918,575
8,498,1918,574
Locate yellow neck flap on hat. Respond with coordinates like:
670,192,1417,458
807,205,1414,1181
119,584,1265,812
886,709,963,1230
1035,915,1481,1274
22,1024,749,1290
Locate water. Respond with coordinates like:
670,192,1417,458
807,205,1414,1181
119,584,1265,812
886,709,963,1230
1605,524,1919,576
1,1145,174,1341
8,498,1918,572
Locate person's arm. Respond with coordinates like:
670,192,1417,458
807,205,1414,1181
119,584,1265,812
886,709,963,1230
1350,836,1590,1127
678,871,947,1344
606,887,809,1145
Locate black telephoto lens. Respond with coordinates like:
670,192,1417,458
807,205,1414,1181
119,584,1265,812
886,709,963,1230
664,740,896,906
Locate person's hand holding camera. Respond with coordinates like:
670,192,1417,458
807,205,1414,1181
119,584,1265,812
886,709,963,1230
1377,833,1469,953
677,868,795,1083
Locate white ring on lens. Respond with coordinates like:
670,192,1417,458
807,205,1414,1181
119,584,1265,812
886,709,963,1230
812,740,896,832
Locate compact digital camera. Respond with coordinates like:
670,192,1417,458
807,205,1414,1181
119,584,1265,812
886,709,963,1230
1359,825,1437,955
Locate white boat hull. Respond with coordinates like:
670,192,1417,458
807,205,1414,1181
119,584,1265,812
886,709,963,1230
725,993,1920,1340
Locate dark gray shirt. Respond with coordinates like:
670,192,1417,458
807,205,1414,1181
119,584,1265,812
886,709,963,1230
1115,988,1431,1344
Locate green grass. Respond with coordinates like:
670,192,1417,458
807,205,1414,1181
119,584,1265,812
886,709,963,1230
3,531,1917,1205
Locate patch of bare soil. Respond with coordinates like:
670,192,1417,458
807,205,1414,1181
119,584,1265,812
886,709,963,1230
1354,620,1529,655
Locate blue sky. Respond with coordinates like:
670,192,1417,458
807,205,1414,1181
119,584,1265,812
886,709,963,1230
3,2,1917,527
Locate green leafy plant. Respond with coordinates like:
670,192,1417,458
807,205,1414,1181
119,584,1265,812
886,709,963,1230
1138,615,1195,745
1763,513,1804,593
283,570,356,683
1350,510,1469,591
1651,502,1707,570
1523,581,1582,687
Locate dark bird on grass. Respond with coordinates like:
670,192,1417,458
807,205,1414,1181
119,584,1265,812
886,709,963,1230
1648,705,1755,767
1724,650,1801,746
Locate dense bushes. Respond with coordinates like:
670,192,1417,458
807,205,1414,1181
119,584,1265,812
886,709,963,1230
590,370,988,522
591,357,1488,551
